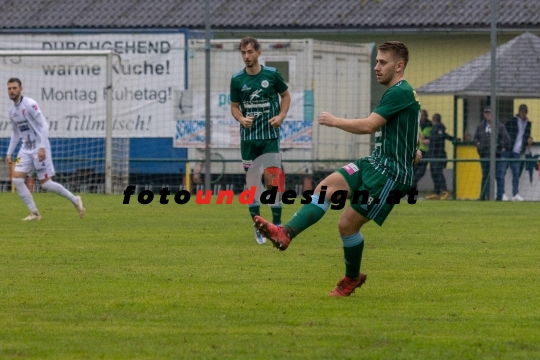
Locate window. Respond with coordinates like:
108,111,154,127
265,61,289,83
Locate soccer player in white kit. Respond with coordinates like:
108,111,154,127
5,78,85,220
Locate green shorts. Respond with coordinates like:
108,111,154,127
241,138,280,171
336,158,411,226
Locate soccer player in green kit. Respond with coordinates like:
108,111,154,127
230,37,291,245
255,41,422,296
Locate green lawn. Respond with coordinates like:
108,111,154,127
0,193,539,359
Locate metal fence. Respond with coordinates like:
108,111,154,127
1,28,539,201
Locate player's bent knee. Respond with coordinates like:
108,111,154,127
338,208,369,235
39,178,52,185
338,215,360,235
338,219,360,235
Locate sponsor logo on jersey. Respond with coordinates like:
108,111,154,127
23,134,36,150
342,163,359,175
243,102,270,109
261,80,269,88
18,123,30,132
249,89,262,101
241,84,250,91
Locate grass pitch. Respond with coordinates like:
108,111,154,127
0,193,539,359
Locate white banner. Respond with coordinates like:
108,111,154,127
0,32,185,138
174,90,313,148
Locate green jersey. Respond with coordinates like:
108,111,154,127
369,80,420,186
230,65,288,141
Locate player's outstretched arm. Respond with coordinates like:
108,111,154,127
318,111,386,135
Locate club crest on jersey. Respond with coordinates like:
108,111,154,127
261,80,269,88
22,109,26,116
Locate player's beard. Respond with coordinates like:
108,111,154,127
376,72,388,86
377,71,396,87
244,56,260,68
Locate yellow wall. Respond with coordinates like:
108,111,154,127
323,33,540,155
401,34,540,150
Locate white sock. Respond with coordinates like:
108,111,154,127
13,178,38,213
41,180,78,204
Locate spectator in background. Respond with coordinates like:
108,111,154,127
425,114,457,200
521,136,538,185
413,109,432,189
474,107,511,201
503,104,532,201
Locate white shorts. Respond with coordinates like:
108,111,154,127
14,150,56,181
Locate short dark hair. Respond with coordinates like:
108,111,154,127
8,77,21,86
378,41,409,67
432,113,442,122
238,37,260,51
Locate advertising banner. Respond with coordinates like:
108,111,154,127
0,32,185,138
174,90,312,148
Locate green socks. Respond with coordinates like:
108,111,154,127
248,201,260,220
285,194,330,238
249,201,282,225
271,203,282,225
341,232,364,278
